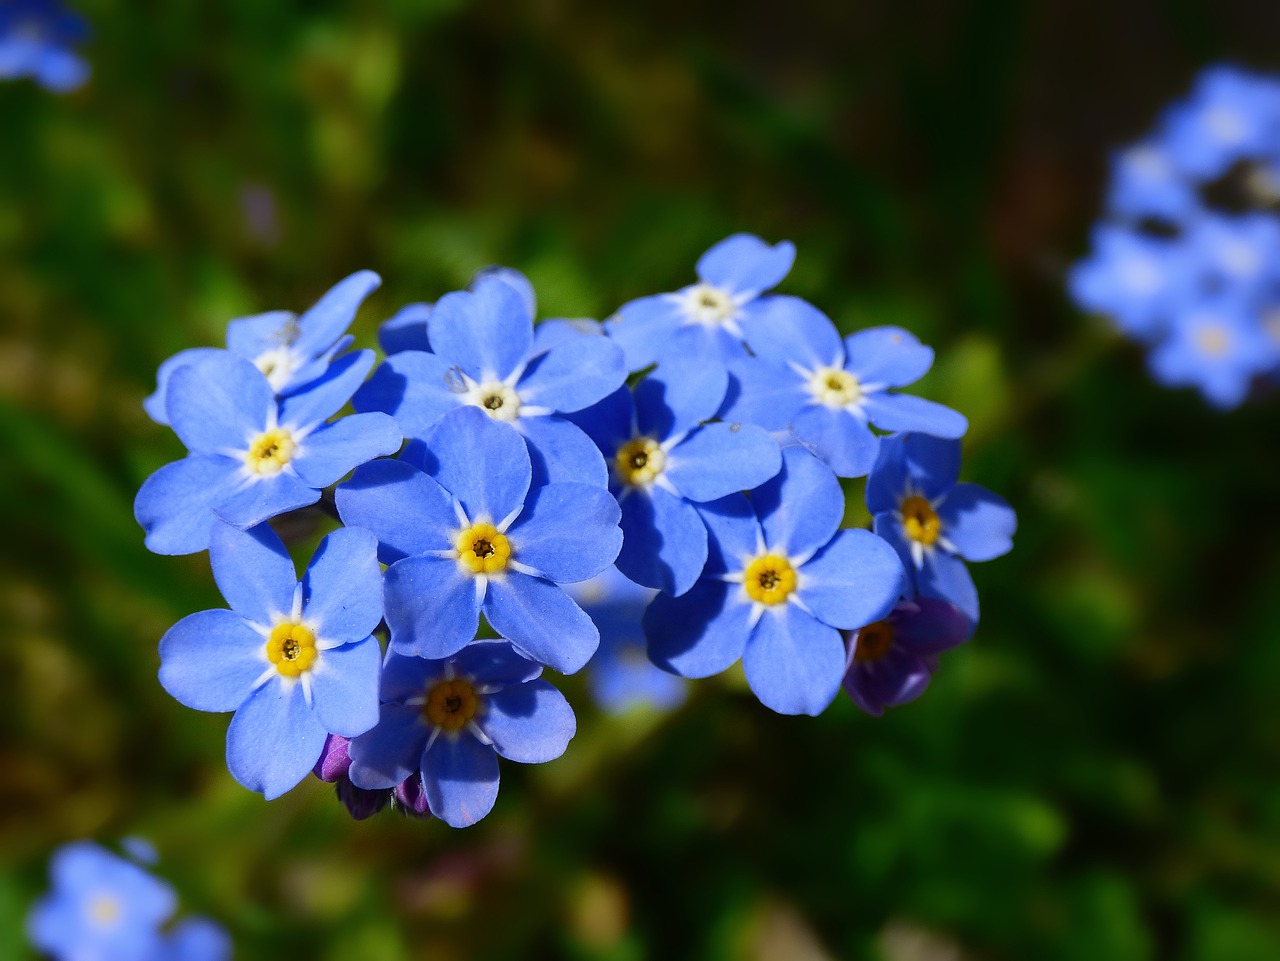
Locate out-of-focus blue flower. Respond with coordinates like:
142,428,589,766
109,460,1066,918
145,271,381,425
1148,296,1279,409
348,640,576,828
1183,213,1280,295
1105,142,1201,223
1159,64,1280,180
841,594,971,716
605,234,799,370
566,566,687,714
645,447,904,716
155,917,232,961
134,351,401,555
337,406,622,674
570,355,781,595
866,433,1016,625
27,841,176,961
355,274,625,485
724,300,966,477
1068,225,1194,340
0,1,89,93
158,522,383,799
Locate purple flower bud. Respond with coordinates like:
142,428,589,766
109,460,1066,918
313,735,353,783
336,779,391,821
393,775,434,820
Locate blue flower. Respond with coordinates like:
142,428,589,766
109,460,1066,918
158,521,384,799
1159,64,1280,180
27,841,176,961
155,918,232,961
566,566,687,714
347,640,576,828
354,274,625,485
1105,141,1201,223
723,299,966,477
841,594,971,716
605,234,799,370
134,351,402,555
145,270,381,425
0,1,89,93
645,447,905,716
866,433,1016,624
1068,225,1194,340
570,355,781,594
1148,295,1278,409
336,405,622,674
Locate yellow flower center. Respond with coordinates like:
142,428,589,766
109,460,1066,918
900,495,941,546
853,619,894,662
809,366,862,407
456,522,512,574
244,427,297,475
424,678,479,731
88,894,122,927
743,554,797,605
1194,324,1231,357
615,437,666,487
266,622,318,677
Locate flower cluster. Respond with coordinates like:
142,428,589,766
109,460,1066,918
0,0,89,92
27,841,230,961
1070,64,1280,408
137,235,1015,826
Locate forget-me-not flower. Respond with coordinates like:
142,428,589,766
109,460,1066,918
0,1,89,93
1148,295,1278,408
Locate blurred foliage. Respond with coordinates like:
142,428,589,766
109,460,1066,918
5,0,1280,958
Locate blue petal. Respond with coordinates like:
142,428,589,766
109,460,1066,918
696,492,763,572
167,354,272,454
144,347,224,425
564,386,634,456
665,422,782,502
485,571,599,674
209,520,297,624
421,733,501,827
532,317,606,353
644,579,750,677
937,483,1017,561
720,359,807,429
861,392,968,439
517,335,627,413
796,528,905,629
843,648,933,716
214,471,320,530
696,234,795,294
479,679,576,763
158,609,268,713
589,639,688,714
917,549,979,623
310,636,382,737
134,455,243,556
516,414,609,487
428,278,532,381
161,918,233,961
418,407,532,524
352,351,463,436
451,639,544,686
278,349,376,429
865,433,961,514
752,447,844,560
384,555,481,659
336,459,457,564
791,404,880,478
379,651,447,703
225,309,298,360
34,49,89,92
504,482,622,582
843,327,935,387
635,354,729,440
739,296,842,369
872,512,918,584
892,597,974,654
348,703,428,790
226,680,329,799
604,294,683,372
292,412,403,488
293,270,381,358
742,603,845,715
617,486,708,596
472,265,537,320
378,303,433,355
301,527,383,645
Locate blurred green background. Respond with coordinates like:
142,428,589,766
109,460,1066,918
5,1,1280,958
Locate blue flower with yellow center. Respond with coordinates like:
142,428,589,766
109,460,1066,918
570,354,782,594
354,273,625,485
347,640,576,828
645,447,905,716
337,405,623,674
0,0,89,93
866,433,1016,624
134,350,402,555
158,522,384,799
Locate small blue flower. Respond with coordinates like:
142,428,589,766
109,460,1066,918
866,433,1016,624
0,1,89,93
155,917,233,961
841,594,971,716
1159,64,1280,181
27,841,176,961
1148,295,1278,409
134,351,402,555
145,270,381,425
1105,141,1201,223
1183,213,1280,296
605,234,799,370
355,274,625,485
645,447,905,716
1068,225,1194,340
724,299,966,477
337,405,622,674
348,640,576,828
570,355,782,594
566,566,687,714
158,521,384,799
